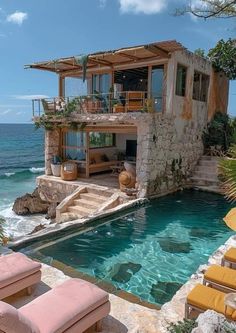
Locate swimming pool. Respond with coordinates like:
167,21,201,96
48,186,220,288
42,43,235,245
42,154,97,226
27,190,233,306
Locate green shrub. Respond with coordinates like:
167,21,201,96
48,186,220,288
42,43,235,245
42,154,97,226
167,319,197,333
203,112,236,152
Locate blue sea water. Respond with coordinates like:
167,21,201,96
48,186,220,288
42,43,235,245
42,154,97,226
0,124,45,237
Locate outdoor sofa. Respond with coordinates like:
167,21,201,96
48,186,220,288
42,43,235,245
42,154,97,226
0,278,110,333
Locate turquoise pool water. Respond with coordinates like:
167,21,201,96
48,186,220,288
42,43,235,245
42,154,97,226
33,190,233,305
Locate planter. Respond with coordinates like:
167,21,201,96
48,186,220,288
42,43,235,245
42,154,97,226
51,164,61,177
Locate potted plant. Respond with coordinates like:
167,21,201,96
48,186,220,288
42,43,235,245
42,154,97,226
51,155,62,177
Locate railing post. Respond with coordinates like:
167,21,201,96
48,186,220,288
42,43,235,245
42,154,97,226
38,99,41,117
32,100,35,117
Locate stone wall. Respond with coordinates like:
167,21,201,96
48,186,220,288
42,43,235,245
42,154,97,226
45,129,61,175
136,113,204,197
37,176,79,203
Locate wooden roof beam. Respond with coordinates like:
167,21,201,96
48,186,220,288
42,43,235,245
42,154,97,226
89,58,113,67
117,52,140,61
144,45,169,58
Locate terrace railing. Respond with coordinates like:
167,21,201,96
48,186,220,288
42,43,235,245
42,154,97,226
32,91,163,117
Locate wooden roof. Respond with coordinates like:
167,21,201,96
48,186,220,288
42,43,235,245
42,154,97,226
25,40,185,75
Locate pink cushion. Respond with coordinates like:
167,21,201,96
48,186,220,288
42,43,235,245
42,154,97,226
0,253,41,289
20,278,109,333
0,301,39,333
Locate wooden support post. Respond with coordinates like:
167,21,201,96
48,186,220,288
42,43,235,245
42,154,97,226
148,66,152,99
59,76,65,98
85,132,90,178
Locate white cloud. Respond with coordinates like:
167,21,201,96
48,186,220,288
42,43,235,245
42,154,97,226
14,94,49,100
7,11,28,25
119,0,167,14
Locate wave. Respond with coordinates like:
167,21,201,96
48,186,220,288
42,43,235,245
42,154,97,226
5,172,15,177
1,167,45,180
29,167,45,174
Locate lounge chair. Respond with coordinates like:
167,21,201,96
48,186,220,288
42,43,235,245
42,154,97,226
0,252,41,300
0,278,110,333
203,264,236,293
185,283,236,320
222,248,236,268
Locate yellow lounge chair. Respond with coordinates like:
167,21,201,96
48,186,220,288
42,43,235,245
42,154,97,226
203,264,236,293
222,248,236,268
185,284,236,319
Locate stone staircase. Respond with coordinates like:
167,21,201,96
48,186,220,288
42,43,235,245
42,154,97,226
57,187,117,223
190,156,222,193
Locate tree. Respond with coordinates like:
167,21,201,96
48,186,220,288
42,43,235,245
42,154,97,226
194,48,206,57
176,0,236,19
208,39,236,80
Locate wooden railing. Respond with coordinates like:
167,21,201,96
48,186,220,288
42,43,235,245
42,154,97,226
32,91,163,117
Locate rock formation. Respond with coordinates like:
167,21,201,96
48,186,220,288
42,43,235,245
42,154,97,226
13,188,50,215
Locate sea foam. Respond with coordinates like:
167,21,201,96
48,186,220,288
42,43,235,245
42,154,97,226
29,167,45,174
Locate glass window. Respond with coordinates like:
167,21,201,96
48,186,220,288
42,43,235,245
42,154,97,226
192,71,209,102
151,66,164,112
89,132,115,148
176,65,187,97
65,77,88,97
92,73,111,94
200,74,210,102
62,131,86,161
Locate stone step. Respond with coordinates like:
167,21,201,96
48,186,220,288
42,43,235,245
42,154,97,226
199,160,219,167
87,187,113,198
201,156,220,161
73,199,98,209
193,171,219,180
193,185,223,194
190,177,219,187
60,212,81,223
80,192,108,203
194,165,218,173
68,205,94,216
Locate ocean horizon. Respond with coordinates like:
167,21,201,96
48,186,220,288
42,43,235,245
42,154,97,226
0,123,48,238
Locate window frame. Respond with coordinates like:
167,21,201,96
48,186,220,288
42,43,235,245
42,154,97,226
89,132,116,149
192,70,210,102
175,64,187,97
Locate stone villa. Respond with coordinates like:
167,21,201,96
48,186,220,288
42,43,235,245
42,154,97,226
27,40,229,218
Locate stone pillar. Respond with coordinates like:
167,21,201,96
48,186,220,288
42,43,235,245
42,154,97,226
45,129,60,175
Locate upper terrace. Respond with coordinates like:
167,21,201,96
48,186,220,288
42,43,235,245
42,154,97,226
26,40,187,118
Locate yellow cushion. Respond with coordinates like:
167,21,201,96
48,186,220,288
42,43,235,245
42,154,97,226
224,248,236,263
205,265,236,290
187,284,236,319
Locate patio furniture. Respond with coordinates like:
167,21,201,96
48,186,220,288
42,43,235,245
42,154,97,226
61,162,78,181
119,171,136,192
203,264,236,293
0,278,110,333
89,152,117,175
185,283,236,320
222,248,236,268
0,253,41,300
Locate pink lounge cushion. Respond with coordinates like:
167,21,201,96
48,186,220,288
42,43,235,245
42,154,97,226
20,278,109,333
0,301,39,333
0,253,41,289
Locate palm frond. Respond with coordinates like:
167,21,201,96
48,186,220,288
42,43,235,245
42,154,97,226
219,145,236,202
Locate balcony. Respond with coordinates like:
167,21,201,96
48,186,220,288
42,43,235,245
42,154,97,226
32,91,163,118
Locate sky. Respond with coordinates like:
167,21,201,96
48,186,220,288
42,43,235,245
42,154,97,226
0,0,235,123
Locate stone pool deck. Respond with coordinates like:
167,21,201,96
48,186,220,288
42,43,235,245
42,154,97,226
2,234,236,332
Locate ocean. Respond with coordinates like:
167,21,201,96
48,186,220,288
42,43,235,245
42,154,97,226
0,124,48,239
